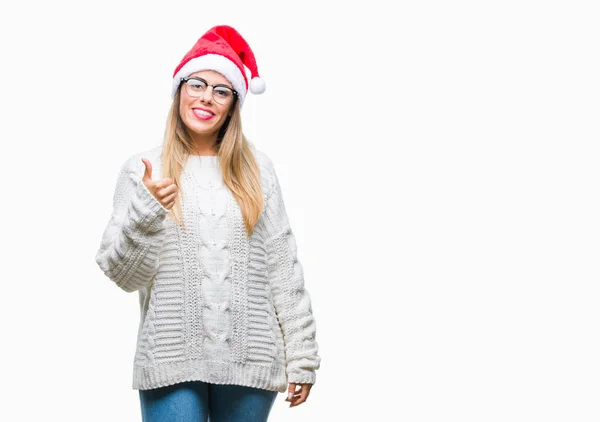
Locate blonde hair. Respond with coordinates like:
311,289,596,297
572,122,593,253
160,86,264,237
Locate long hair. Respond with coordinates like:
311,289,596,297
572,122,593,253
160,86,264,237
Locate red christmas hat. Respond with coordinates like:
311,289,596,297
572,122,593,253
172,25,265,106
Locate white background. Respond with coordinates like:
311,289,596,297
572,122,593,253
1,0,598,420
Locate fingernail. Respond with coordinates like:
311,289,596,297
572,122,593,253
287,392,293,400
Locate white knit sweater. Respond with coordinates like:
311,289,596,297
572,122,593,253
95,145,320,392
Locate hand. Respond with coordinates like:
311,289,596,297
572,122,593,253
141,158,178,210
285,383,312,408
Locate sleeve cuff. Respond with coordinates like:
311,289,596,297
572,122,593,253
128,177,170,233
287,370,316,385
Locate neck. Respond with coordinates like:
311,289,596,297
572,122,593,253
189,132,219,156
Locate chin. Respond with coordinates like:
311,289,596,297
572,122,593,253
184,118,219,137
189,126,217,137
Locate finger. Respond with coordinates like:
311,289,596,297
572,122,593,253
289,384,311,407
290,385,310,407
286,384,302,402
288,393,302,402
141,158,152,182
156,184,178,199
155,177,175,189
286,383,296,401
161,191,178,205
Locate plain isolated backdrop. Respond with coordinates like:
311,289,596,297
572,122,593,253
1,0,599,421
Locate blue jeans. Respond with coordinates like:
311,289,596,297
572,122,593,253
138,381,278,422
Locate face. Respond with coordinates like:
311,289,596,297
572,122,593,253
179,70,236,141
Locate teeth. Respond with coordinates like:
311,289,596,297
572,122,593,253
195,109,213,116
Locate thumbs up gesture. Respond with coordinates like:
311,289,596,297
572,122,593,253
141,158,178,210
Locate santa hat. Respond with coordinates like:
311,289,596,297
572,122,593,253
171,25,265,106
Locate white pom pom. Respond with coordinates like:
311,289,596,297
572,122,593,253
250,77,266,94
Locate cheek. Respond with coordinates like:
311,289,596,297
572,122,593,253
179,98,197,125
217,111,229,125
178,99,187,120
179,108,190,127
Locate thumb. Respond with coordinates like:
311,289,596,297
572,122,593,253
141,158,152,182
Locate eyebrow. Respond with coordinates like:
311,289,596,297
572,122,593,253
187,76,234,90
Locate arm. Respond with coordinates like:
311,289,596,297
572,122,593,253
262,160,321,384
95,155,170,293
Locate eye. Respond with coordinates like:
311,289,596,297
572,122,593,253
214,88,232,98
187,79,207,91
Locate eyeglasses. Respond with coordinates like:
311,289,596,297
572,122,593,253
181,77,238,106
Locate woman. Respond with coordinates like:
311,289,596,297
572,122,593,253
95,25,320,422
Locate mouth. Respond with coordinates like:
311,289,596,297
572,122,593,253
192,107,215,120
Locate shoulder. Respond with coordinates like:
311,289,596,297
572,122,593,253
120,144,163,177
251,145,274,172
250,146,279,194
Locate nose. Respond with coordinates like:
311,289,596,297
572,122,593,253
200,86,215,104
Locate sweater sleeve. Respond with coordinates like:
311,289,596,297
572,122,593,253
95,155,170,293
262,160,321,384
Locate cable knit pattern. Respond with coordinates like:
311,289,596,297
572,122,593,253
95,145,320,392
257,159,321,385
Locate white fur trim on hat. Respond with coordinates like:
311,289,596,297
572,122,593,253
172,54,247,105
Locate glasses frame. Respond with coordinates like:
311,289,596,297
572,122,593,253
181,77,239,105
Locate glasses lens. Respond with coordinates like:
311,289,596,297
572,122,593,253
185,79,207,97
213,87,234,105
184,79,235,105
